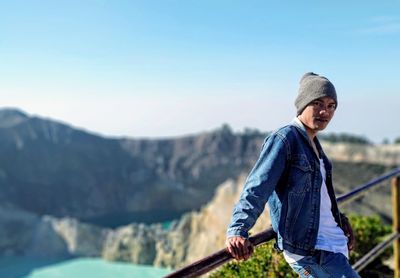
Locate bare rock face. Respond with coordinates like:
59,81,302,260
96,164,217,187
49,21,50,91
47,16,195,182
321,141,400,166
153,174,271,268
3,159,394,266
183,175,270,266
96,174,262,268
102,223,162,264
0,208,107,259
25,216,69,257
49,217,108,257
0,161,396,268
0,207,72,258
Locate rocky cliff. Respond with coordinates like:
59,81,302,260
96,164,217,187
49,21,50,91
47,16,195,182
0,160,394,269
322,142,400,166
161,174,271,267
0,173,268,269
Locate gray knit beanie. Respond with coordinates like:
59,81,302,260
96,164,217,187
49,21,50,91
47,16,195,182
295,72,337,115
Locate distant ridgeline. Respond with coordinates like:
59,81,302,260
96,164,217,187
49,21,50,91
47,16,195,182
319,133,371,145
0,108,399,228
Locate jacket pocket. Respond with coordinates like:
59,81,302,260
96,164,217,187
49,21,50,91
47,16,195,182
284,191,306,241
288,154,313,193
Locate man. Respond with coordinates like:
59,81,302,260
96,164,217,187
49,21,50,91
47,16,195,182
226,72,359,277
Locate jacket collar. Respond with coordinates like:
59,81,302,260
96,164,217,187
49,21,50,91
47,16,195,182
291,117,312,145
291,117,329,168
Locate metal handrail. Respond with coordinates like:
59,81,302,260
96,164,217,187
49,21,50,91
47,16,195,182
337,167,400,203
352,232,400,272
165,167,400,278
164,229,276,278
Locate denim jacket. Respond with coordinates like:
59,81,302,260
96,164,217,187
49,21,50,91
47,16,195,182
227,118,343,256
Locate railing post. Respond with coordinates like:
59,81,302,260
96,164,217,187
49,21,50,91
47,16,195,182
392,176,400,278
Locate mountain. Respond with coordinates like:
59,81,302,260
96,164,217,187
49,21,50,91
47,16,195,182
0,109,264,227
0,109,150,224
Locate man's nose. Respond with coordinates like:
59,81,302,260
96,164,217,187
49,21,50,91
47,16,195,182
319,108,329,115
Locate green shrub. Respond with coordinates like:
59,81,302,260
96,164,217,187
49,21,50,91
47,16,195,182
211,215,392,277
348,214,393,277
210,241,295,278
348,214,392,263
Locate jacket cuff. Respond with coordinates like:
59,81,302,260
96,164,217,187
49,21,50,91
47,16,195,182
226,227,249,238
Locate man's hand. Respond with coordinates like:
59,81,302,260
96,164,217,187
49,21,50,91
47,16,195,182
226,236,254,261
341,215,355,251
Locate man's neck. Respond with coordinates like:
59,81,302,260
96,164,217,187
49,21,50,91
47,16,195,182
305,128,317,143
296,117,318,142
296,117,320,158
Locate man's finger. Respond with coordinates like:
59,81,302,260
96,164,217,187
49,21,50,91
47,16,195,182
244,246,252,260
235,242,245,260
226,238,240,259
226,244,235,258
226,237,254,261
242,240,254,260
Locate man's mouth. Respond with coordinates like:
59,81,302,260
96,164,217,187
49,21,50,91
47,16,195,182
315,118,328,123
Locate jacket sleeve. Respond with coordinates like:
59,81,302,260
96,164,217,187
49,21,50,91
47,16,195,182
226,133,289,238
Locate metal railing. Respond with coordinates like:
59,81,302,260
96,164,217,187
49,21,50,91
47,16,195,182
165,166,400,278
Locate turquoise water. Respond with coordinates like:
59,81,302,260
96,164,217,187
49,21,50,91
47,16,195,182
0,257,173,278
162,221,173,230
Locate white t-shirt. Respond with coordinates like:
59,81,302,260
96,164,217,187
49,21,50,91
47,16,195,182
283,158,348,263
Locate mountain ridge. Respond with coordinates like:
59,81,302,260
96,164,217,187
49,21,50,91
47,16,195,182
0,108,262,226
0,107,399,228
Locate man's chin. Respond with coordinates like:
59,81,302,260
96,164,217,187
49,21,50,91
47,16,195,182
314,124,328,131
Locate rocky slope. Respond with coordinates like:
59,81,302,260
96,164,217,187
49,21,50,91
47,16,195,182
322,142,400,166
0,173,269,269
162,174,271,267
0,160,394,269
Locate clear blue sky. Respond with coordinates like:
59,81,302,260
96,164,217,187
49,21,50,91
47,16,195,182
1,0,399,143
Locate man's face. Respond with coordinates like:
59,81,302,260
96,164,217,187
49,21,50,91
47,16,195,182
298,96,336,133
